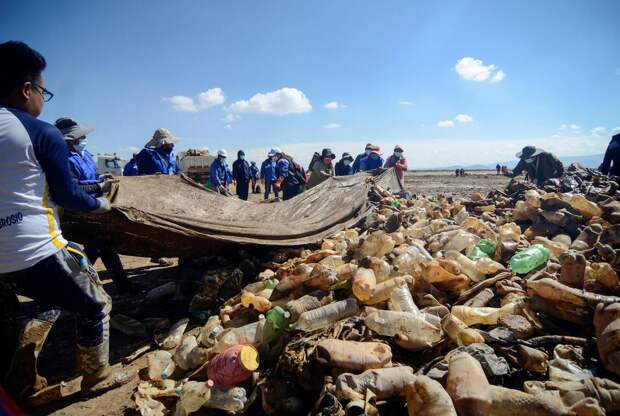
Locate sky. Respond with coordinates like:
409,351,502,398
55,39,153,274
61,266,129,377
1,0,619,168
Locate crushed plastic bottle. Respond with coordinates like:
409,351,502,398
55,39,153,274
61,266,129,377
197,315,224,348
442,313,484,346
173,380,212,416
359,257,392,282
314,339,392,371
446,351,492,415
357,231,396,258
406,375,457,416
451,303,518,326
364,309,442,351
388,279,420,314
161,318,190,350
173,335,199,371
204,386,247,412
351,267,377,302
363,275,413,305
509,244,550,274
569,194,604,219
147,350,175,381
333,366,417,401
499,222,521,242
294,298,360,332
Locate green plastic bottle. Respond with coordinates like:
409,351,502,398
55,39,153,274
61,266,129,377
477,239,497,256
509,244,550,274
467,246,489,261
391,200,400,208
263,306,291,343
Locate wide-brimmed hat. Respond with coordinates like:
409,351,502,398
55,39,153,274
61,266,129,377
370,145,382,155
146,128,178,148
321,148,336,159
54,117,94,140
516,146,543,159
341,152,354,161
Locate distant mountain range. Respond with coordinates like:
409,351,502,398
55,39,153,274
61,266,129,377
432,154,604,171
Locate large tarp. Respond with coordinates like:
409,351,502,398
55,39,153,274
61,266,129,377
62,169,402,257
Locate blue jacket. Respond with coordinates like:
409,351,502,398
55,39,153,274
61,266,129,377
277,158,290,179
136,148,179,175
68,149,102,196
260,158,277,182
601,135,620,176
210,158,231,188
232,159,251,183
335,160,353,176
359,154,384,171
250,164,259,180
352,152,366,173
123,158,139,176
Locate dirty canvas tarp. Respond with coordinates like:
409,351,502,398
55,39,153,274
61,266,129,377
61,169,402,257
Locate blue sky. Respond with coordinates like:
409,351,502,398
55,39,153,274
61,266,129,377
1,0,619,167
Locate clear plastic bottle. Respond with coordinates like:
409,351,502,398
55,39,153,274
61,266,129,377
314,339,392,371
174,380,212,416
499,222,521,242
442,313,484,346
320,255,346,269
360,257,392,282
509,244,550,274
147,350,175,381
532,236,569,259
285,294,324,322
388,279,419,314
569,194,603,219
352,268,377,302
364,276,412,305
357,231,396,258
446,352,491,415
173,335,199,370
305,264,338,291
442,230,480,253
204,386,247,412
294,298,360,332
197,316,224,348
475,257,506,275
406,376,457,416
334,366,417,401
213,319,264,353
445,251,484,283
451,303,518,326
335,263,358,282
241,291,272,313
161,318,190,350
364,310,441,350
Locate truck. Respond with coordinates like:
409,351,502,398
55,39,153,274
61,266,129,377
177,149,216,186
96,154,125,176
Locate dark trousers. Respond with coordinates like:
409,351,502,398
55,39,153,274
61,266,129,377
0,247,111,348
83,247,127,282
236,180,250,201
283,184,301,201
264,181,279,200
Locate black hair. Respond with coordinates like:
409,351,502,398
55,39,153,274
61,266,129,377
0,41,47,97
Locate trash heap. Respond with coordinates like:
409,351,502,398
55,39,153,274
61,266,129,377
133,165,620,416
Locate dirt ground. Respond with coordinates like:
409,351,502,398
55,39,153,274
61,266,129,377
13,170,510,415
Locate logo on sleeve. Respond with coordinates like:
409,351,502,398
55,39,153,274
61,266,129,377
0,212,24,230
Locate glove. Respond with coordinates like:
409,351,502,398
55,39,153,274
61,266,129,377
101,178,119,194
93,197,111,213
101,173,114,180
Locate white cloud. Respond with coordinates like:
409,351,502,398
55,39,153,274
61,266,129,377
491,70,506,83
223,113,241,124
324,123,341,129
163,95,199,112
324,101,346,110
224,124,232,130
121,146,141,153
163,88,226,112
454,57,505,83
612,127,620,135
455,114,473,123
437,120,455,128
592,126,607,136
227,87,312,115
197,88,225,109
569,124,581,130
399,100,415,106
551,134,561,139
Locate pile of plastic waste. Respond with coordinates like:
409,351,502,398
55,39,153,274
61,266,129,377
133,165,620,415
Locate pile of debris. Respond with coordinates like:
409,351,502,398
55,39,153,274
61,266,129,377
132,165,620,416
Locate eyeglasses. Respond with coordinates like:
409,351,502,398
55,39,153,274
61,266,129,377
31,83,54,102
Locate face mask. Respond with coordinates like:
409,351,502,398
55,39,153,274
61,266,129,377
75,139,88,153
239,155,245,161
324,158,333,165
343,159,352,166
370,154,378,159
394,151,402,158
365,149,371,156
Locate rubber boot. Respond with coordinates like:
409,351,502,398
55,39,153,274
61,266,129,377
4,318,54,397
76,341,135,395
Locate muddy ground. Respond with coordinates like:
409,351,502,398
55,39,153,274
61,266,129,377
13,170,510,415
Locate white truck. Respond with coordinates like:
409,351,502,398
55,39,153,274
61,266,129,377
177,149,216,185
96,154,125,176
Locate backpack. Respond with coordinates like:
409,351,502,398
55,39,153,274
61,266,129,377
281,152,307,186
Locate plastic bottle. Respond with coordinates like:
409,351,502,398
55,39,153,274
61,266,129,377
357,231,396,258
442,230,480,253
569,194,603,219
305,264,338,291
421,261,470,294
445,251,484,283
588,262,619,290
475,257,506,275
197,315,224,348
559,251,586,289
147,350,175,381
335,263,358,282
451,303,518,326
406,376,457,416
359,257,392,282
213,319,264,353
294,298,360,332
364,310,442,350
571,224,603,251
499,222,521,242
174,335,199,370
285,294,324,322
314,339,392,371
524,190,542,208
364,276,413,305
446,352,492,415
262,306,290,341
207,345,259,385
467,246,489,261
461,217,497,242
509,244,550,274
320,255,346,269
474,239,496,256
173,380,212,416
204,386,247,412
334,366,417,401
241,291,272,313
442,313,484,346
161,318,190,350
532,236,569,259
389,279,420,314
351,268,377,302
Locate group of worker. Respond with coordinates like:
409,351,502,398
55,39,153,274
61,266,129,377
2,40,620,407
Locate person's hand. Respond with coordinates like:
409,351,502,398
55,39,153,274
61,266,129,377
93,197,111,213
217,185,227,194
101,173,114,180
